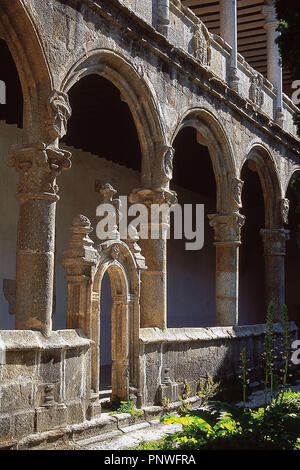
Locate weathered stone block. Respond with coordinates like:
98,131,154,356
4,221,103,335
13,409,35,439
66,400,84,425
3,351,36,381
35,404,67,433
0,381,33,413
0,413,12,439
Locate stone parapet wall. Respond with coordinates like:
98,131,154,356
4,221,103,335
116,0,298,139
0,329,92,441
139,323,298,405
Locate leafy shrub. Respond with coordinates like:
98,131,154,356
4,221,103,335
135,391,300,450
109,400,143,419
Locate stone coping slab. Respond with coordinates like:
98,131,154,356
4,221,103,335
0,329,92,353
139,323,298,345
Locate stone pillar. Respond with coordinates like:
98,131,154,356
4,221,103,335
129,188,177,330
157,0,170,36
220,0,239,92
262,3,283,125
208,212,245,326
260,228,289,321
8,90,72,336
8,143,72,336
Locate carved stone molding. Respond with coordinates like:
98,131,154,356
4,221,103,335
48,90,72,140
281,198,290,225
193,22,211,67
61,214,98,267
8,143,72,199
231,176,244,210
208,212,245,245
260,228,290,256
249,74,264,108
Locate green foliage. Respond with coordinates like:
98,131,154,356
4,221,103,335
264,301,275,404
161,396,171,411
197,374,220,405
135,391,300,450
279,304,291,403
109,400,143,419
178,380,192,415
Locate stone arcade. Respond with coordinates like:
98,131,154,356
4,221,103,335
0,0,299,448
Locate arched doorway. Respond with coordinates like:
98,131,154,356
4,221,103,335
168,109,238,327
61,220,146,405
168,126,216,327
239,161,265,324
239,145,283,324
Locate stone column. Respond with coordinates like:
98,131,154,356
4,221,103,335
220,0,239,92
260,228,289,321
262,3,283,125
8,90,72,336
129,188,177,330
8,143,72,336
157,0,170,36
208,212,245,326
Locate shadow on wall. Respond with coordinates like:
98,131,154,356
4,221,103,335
239,163,265,325
167,188,216,327
100,272,112,390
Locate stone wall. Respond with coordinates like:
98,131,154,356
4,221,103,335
139,323,299,405
0,329,92,441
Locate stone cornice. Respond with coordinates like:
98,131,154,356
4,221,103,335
64,0,300,156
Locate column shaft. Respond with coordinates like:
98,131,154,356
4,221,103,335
157,0,170,35
139,236,167,329
215,243,239,326
220,0,239,90
262,4,283,120
261,228,289,321
15,196,57,334
209,212,245,327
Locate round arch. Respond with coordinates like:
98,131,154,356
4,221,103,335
61,49,166,188
0,0,53,139
242,144,282,228
91,241,141,403
171,108,237,213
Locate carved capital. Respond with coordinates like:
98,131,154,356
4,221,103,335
208,212,245,245
281,198,290,225
260,228,290,256
48,90,72,140
8,143,72,200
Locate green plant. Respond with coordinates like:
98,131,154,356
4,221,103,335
264,301,275,405
161,396,171,411
135,391,300,450
109,400,143,419
197,374,220,405
279,304,291,403
178,380,192,415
